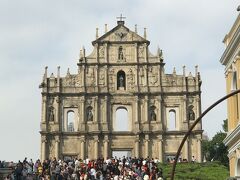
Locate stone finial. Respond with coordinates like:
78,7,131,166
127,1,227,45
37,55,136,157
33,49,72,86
157,46,163,58
144,28,147,39
135,24,138,34
50,73,55,78
44,66,48,78
183,65,186,76
96,28,99,39
82,46,86,57
67,68,70,76
195,65,198,77
105,24,108,33
57,66,60,78
79,49,83,59
188,72,192,77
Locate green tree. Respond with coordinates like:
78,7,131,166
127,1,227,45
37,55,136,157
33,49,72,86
222,119,228,132
202,120,228,167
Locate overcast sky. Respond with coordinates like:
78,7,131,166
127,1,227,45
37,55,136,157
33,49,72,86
0,0,239,162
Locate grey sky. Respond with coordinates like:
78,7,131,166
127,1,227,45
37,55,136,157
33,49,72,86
0,0,239,161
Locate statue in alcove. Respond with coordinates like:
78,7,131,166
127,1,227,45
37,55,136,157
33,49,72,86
188,105,195,120
87,107,93,121
48,106,54,121
150,106,156,121
118,46,124,60
119,75,124,87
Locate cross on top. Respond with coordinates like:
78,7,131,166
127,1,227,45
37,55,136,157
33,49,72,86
117,14,126,21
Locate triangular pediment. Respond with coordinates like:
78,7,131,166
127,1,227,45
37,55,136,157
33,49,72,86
92,23,149,45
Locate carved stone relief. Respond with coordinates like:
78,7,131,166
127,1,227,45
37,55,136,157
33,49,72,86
99,69,105,85
99,46,105,58
138,46,144,57
75,74,82,86
63,75,75,87
139,67,145,85
149,66,158,85
86,67,95,86
127,68,135,90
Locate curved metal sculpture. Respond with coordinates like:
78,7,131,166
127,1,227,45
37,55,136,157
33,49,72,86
171,89,240,180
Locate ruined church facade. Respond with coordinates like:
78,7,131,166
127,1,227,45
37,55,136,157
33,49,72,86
39,20,203,162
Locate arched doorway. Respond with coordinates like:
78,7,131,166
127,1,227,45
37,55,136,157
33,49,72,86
115,107,129,131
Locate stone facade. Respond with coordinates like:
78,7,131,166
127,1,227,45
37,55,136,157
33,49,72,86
39,20,203,162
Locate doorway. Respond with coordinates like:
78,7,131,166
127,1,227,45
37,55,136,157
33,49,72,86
112,150,132,159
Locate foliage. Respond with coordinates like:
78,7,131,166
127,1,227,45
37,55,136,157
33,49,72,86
158,162,229,180
222,119,228,133
202,119,229,167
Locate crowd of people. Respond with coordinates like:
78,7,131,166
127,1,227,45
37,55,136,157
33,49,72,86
1,156,164,180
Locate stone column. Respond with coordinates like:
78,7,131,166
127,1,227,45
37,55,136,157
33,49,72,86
94,136,99,159
94,97,98,122
144,43,148,62
41,96,47,123
104,43,108,63
55,97,60,123
55,136,60,160
103,135,109,160
95,65,98,87
144,134,149,158
135,97,140,132
80,136,85,159
82,65,86,90
184,139,189,161
157,136,163,162
144,97,149,122
197,138,202,162
41,135,47,161
135,135,140,158
135,43,138,62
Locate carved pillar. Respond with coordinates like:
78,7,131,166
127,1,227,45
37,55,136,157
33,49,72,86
144,134,149,158
80,136,85,159
55,136,60,160
135,135,140,158
41,135,47,161
103,135,109,160
94,136,99,159
79,97,85,131
158,135,163,162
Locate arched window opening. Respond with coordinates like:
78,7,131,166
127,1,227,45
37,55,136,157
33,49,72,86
117,71,126,90
168,110,176,131
67,111,74,132
115,107,129,131
118,46,124,60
